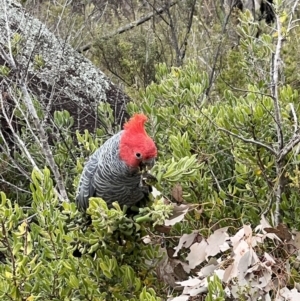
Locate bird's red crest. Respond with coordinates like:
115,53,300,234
119,113,157,168
123,113,148,134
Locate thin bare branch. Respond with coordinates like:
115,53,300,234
19,82,69,202
79,1,178,52
271,14,284,151
272,8,285,226
18,213,38,226
0,177,31,194
217,127,277,155
204,1,234,100
289,102,298,135
200,109,277,155
165,2,181,66
2,0,16,69
287,0,300,33
5,83,42,147
0,46,17,77
219,77,274,98
277,135,300,163
0,93,40,170
0,151,31,181
178,0,197,65
207,163,222,192
145,0,170,26
1,2,69,201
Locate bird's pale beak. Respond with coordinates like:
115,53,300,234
141,158,156,170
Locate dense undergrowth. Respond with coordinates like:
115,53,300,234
1,0,300,300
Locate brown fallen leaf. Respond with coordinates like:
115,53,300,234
167,247,176,258
174,263,189,281
155,224,172,234
156,248,190,290
264,223,292,241
172,183,184,203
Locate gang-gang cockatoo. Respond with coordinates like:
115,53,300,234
75,113,157,211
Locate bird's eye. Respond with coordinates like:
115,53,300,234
135,152,142,159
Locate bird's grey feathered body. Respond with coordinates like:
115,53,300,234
76,131,146,211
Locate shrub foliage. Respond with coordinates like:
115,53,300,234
1,0,300,300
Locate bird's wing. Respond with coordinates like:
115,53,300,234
76,150,100,210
